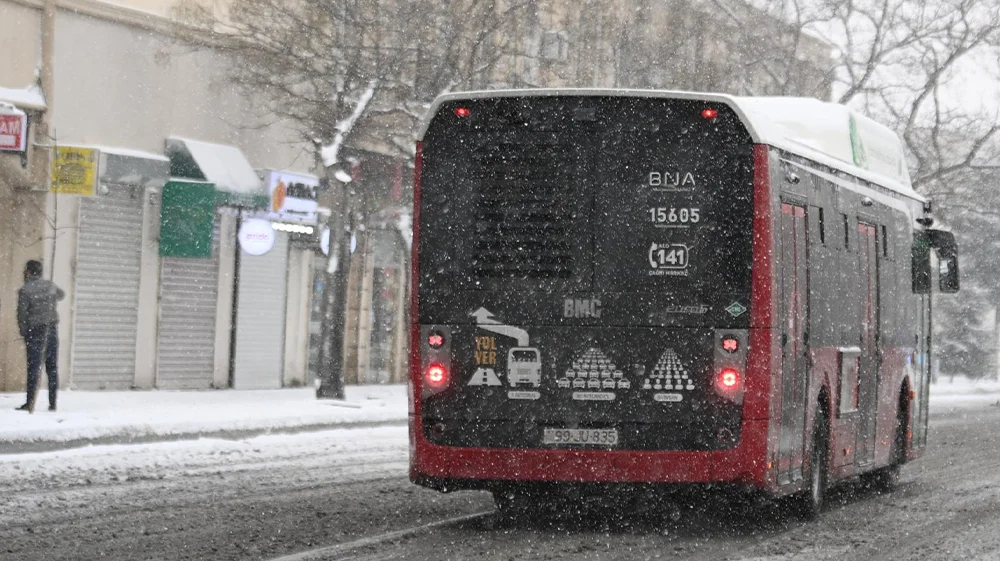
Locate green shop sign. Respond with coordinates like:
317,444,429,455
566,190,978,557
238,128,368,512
160,180,217,258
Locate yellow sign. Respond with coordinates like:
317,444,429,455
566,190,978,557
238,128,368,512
51,146,99,196
475,336,497,366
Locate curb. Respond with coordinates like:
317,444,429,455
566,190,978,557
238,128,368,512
0,419,408,455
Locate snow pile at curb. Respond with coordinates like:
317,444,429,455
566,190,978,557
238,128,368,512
0,385,407,447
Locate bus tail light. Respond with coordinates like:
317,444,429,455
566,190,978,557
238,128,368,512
425,364,448,387
428,332,445,348
717,368,741,391
722,336,739,352
714,330,748,404
419,326,451,397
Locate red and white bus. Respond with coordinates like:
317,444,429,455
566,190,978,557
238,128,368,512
408,90,959,518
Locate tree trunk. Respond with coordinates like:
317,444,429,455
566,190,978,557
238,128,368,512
316,179,352,400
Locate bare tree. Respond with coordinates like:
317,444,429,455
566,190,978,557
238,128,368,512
175,0,531,397
748,0,1000,378
749,0,1000,189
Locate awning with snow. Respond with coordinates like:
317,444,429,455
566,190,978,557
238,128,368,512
96,145,170,189
166,136,267,208
0,85,46,111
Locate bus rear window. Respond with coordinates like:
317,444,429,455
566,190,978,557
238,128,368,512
419,96,755,323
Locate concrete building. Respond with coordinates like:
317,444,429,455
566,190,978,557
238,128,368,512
0,0,318,392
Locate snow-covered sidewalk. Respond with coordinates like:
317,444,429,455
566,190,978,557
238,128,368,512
1,376,997,455
929,376,1000,408
0,385,407,453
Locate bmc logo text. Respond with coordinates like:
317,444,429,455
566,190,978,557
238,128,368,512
564,299,601,318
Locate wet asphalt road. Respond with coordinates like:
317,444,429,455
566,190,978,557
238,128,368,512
2,401,999,561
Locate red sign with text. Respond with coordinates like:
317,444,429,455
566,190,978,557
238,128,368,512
0,109,28,152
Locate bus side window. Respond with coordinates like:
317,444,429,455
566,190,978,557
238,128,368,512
842,213,850,250
809,205,826,246
839,350,861,415
819,208,826,245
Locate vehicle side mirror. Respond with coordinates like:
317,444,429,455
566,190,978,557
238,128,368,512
938,254,959,293
928,229,959,294
913,229,959,294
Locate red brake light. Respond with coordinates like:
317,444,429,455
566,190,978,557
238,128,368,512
428,333,445,348
701,108,718,119
722,336,739,353
454,107,471,118
426,364,448,387
718,368,740,390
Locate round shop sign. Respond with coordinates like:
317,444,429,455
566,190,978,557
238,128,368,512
238,218,276,256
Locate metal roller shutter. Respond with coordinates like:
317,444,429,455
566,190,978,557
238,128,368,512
71,185,144,390
156,222,220,389
232,230,289,389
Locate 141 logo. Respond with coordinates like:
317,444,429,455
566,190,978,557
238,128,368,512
648,243,690,276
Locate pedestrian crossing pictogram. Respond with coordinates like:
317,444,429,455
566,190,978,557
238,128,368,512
468,367,502,386
642,349,693,391
557,347,631,390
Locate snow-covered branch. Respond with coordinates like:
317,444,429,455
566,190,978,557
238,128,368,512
322,80,378,168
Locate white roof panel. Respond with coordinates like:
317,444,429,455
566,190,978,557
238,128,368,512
418,89,920,201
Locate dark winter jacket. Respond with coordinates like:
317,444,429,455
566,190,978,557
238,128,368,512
17,278,65,336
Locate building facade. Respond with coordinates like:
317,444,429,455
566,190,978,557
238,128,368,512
0,0,318,392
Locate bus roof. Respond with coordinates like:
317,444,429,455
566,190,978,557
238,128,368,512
419,89,922,202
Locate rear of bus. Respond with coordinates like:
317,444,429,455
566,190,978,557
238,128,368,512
410,91,773,495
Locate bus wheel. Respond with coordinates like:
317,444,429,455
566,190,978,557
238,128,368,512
798,409,829,520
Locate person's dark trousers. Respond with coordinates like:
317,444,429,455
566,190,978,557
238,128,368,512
25,325,58,409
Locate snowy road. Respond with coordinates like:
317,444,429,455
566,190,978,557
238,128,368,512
3,402,1000,561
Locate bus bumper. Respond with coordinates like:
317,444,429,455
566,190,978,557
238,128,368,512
410,417,770,490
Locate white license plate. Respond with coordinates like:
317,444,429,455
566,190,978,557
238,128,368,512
542,428,618,446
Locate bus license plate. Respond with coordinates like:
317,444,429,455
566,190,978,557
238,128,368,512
542,428,618,446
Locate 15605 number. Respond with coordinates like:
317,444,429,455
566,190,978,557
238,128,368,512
649,207,700,225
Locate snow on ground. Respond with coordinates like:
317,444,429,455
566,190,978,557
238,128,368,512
0,425,408,484
929,376,1000,408
0,376,995,452
0,384,407,447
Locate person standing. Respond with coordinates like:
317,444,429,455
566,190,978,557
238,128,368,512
16,260,64,413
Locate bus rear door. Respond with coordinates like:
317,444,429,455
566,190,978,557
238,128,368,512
856,222,880,467
778,202,810,485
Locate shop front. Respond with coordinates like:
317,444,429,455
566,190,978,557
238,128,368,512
162,139,315,390
69,148,169,389
231,170,319,389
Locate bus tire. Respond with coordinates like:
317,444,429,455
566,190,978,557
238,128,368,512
798,408,829,520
